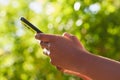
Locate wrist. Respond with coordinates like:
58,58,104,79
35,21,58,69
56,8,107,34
68,49,92,76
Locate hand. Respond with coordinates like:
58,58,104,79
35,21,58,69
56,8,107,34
35,33,92,80
35,32,86,69
35,32,120,80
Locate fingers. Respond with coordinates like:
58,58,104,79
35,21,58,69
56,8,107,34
40,41,49,49
43,48,50,55
56,66,64,72
40,41,51,55
35,33,57,42
62,32,76,41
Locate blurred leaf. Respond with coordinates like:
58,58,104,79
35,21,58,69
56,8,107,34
0,0,120,80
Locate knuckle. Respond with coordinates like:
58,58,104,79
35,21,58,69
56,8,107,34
70,35,77,40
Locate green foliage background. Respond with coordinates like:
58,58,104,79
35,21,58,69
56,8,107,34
0,0,120,80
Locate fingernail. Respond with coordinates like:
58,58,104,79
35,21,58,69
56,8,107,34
62,32,68,36
62,32,72,37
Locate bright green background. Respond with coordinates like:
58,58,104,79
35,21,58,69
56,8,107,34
0,0,120,80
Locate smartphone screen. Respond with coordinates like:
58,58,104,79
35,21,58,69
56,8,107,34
20,17,43,33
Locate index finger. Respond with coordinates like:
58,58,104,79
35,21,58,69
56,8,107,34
35,33,58,42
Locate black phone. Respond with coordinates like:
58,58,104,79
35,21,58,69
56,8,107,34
20,17,43,33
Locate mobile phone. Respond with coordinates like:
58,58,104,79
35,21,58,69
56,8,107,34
20,17,43,33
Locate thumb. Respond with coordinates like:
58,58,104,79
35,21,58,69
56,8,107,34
62,32,84,49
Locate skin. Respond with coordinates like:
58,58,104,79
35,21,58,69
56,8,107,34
35,32,120,80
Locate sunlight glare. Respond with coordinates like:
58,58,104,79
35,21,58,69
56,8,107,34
29,1,42,14
74,2,81,11
65,19,73,30
0,0,10,6
3,44,13,52
89,3,100,14
76,19,83,26
46,3,55,15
